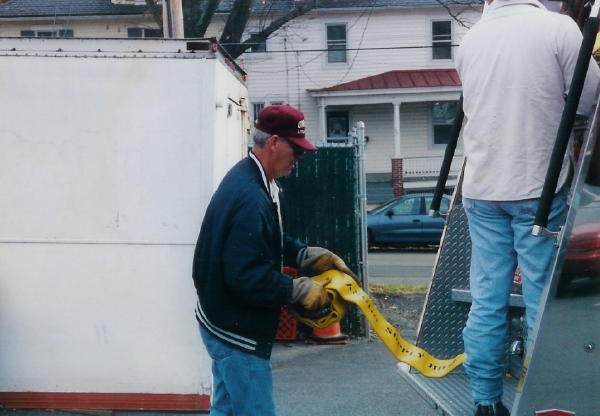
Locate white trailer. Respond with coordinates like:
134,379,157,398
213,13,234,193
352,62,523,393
0,37,249,411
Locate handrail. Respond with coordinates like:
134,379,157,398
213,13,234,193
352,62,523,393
429,95,464,218
532,3,600,236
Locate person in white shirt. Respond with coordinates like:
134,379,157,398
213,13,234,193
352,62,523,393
456,1,600,415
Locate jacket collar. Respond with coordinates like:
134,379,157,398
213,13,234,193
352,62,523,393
248,150,281,203
248,150,269,194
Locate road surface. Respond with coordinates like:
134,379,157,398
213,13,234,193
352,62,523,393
367,248,437,286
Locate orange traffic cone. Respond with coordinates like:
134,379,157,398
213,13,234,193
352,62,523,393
306,321,349,345
283,265,349,345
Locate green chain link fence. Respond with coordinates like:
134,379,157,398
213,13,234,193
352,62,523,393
280,144,366,336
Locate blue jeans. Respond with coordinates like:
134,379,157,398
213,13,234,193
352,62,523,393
462,190,567,405
199,324,276,416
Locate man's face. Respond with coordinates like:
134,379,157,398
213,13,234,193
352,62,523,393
273,136,305,178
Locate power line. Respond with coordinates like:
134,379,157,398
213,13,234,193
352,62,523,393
236,43,460,53
335,0,377,85
246,43,458,75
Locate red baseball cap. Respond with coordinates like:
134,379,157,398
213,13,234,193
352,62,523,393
256,105,317,151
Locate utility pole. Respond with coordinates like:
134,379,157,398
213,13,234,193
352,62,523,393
162,0,184,39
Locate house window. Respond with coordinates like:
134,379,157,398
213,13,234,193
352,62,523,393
21,29,74,37
327,24,347,63
432,101,459,145
127,27,163,38
252,102,265,124
432,21,452,60
327,111,349,140
248,33,267,53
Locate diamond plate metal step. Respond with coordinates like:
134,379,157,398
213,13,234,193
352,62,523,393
399,192,525,415
398,364,518,416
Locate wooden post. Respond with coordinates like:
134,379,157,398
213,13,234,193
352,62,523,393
163,0,184,39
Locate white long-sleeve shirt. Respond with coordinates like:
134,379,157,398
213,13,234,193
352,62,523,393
456,0,600,200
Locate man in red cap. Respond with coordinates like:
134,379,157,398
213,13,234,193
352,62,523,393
192,104,354,415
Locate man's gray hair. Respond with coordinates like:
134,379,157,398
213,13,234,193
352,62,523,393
252,129,272,147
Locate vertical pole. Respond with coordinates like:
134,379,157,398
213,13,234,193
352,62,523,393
355,121,370,336
430,95,463,216
393,101,401,156
318,98,327,141
392,102,404,197
163,0,184,39
284,37,290,105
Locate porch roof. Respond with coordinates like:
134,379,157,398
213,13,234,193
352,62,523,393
309,68,461,93
308,68,462,105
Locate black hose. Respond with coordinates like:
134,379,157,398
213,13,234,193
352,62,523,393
534,14,599,229
430,95,464,215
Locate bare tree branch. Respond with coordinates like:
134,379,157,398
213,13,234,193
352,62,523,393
220,0,253,45
223,0,318,59
435,0,484,28
191,0,221,38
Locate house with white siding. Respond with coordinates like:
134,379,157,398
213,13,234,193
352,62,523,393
213,0,483,202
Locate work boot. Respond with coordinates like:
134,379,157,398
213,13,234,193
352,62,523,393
473,401,510,416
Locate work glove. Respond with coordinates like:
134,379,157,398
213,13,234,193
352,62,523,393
289,276,332,317
299,246,357,280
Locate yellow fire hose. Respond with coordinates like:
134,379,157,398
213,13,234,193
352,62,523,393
289,270,466,378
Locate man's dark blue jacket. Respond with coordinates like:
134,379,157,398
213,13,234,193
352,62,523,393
192,155,306,359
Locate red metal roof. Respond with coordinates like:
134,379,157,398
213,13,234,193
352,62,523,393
310,68,461,92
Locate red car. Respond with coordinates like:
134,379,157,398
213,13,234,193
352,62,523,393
560,221,600,292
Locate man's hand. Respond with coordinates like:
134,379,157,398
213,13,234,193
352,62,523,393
289,276,332,313
300,246,357,279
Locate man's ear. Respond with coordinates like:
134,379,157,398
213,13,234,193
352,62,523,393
267,134,279,150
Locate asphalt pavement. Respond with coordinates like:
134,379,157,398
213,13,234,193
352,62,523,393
272,337,439,416
367,248,437,286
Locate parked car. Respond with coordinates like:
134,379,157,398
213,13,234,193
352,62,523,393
563,222,600,276
559,195,600,294
367,193,451,247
